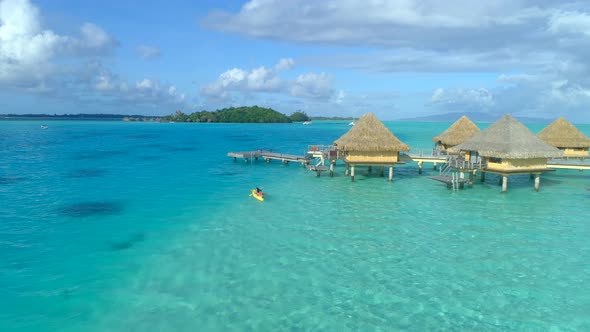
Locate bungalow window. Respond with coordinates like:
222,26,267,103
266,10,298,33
488,157,502,163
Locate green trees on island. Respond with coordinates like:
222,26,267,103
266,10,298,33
288,110,310,122
162,106,311,123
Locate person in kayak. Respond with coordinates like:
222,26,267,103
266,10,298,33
256,187,264,196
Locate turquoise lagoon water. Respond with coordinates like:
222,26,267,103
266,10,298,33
1,120,590,331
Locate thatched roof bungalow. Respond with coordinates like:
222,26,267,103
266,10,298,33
432,115,480,152
449,114,562,192
334,112,410,181
537,117,590,158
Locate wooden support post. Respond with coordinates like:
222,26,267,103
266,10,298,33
233,157,237,162
502,176,508,193
388,166,393,182
530,173,534,180
433,162,438,170
534,174,540,192
460,172,464,180
330,162,334,177
367,166,372,174
345,163,349,176
351,165,355,181
481,171,486,182
418,161,423,175
468,171,474,186
265,158,270,163
244,158,248,163
316,171,321,177
380,166,384,177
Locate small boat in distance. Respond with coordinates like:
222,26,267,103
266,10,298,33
348,120,355,126
303,121,312,125
41,125,48,129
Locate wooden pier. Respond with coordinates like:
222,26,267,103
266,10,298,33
227,149,312,164
400,150,447,173
547,159,590,170
430,174,469,190
227,147,590,188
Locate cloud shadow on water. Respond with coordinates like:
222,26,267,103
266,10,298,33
60,201,124,217
0,176,27,184
166,146,197,152
107,233,145,251
66,168,107,178
127,133,161,140
74,150,127,160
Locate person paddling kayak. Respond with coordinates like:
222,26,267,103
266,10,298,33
251,187,265,201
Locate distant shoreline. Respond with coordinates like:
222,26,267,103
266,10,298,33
0,114,161,122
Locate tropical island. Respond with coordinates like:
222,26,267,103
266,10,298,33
161,106,310,123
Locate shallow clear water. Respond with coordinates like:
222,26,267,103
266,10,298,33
1,120,589,331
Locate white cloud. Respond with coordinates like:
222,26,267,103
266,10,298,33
203,1,590,120
275,58,294,71
0,0,66,83
247,66,282,90
136,78,155,90
497,73,537,84
204,1,550,48
89,72,186,106
335,90,346,104
548,11,590,36
137,45,161,59
94,70,115,91
78,22,116,51
201,58,332,101
0,0,185,110
430,87,494,111
0,0,117,85
290,72,333,99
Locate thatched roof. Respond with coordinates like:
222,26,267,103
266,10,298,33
432,115,480,146
334,112,410,152
449,114,562,159
537,117,590,148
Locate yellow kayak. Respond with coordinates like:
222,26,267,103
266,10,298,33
251,189,264,201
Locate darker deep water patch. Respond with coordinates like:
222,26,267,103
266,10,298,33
127,133,161,140
74,150,127,160
66,168,107,178
0,176,27,184
166,146,197,152
107,233,145,251
60,201,124,217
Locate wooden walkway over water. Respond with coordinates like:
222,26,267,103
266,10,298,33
227,147,590,187
548,159,590,170
227,149,312,164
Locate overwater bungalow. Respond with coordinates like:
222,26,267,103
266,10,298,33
537,117,590,158
333,112,410,181
432,115,480,153
449,114,563,192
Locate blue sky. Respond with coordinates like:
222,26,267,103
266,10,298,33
2,0,590,121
